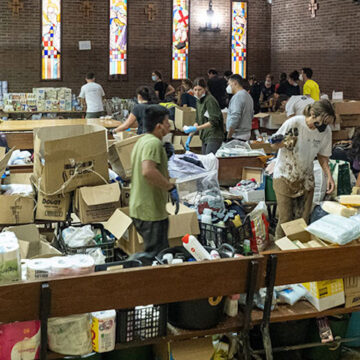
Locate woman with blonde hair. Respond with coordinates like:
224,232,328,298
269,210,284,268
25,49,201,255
271,99,336,239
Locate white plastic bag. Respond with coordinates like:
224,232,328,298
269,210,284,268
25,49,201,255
62,225,95,248
306,214,360,245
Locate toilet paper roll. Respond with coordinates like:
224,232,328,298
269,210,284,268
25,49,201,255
0,232,21,284
91,310,116,353
50,257,75,277
26,259,52,281
71,255,95,275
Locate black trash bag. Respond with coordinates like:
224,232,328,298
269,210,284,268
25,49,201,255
309,205,329,224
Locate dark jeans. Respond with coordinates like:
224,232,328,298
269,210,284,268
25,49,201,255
130,218,169,264
202,139,223,155
85,111,105,119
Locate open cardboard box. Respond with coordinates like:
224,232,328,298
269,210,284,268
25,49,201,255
249,141,274,154
334,100,360,115
255,112,286,129
74,183,121,224
104,203,200,255
108,135,143,180
4,224,61,259
275,218,345,312
175,106,197,130
236,167,265,203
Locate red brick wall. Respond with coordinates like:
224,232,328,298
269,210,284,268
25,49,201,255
271,0,360,99
0,0,271,98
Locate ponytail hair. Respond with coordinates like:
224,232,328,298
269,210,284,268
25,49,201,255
193,77,208,90
303,99,336,124
136,86,159,104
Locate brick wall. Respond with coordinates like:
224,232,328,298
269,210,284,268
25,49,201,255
271,0,360,99
0,0,271,98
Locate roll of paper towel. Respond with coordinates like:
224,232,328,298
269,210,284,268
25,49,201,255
0,232,21,284
48,314,92,355
27,258,52,281
91,310,116,353
50,257,75,277
0,320,40,359
71,255,95,275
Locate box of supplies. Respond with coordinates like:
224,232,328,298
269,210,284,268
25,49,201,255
175,107,197,130
344,276,360,308
334,101,360,115
104,204,200,255
232,167,265,203
33,125,109,195
36,192,71,222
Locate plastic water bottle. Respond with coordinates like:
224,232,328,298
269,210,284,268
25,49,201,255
182,234,211,261
201,208,212,225
243,240,251,255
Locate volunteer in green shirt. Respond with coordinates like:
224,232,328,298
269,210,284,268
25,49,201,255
183,77,224,155
129,105,179,263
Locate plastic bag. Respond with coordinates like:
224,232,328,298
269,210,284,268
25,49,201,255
216,140,265,158
62,225,95,248
249,202,269,252
329,159,352,198
306,214,360,245
313,160,327,205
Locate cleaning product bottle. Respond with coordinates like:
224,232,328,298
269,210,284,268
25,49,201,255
182,234,211,261
243,240,251,256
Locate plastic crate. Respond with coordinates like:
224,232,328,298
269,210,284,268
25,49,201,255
199,220,251,253
116,304,167,343
58,224,115,263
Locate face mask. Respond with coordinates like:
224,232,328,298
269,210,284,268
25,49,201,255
195,93,206,100
314,122,327,133
152,75,157,82
226,85,233,94
299,74,304,82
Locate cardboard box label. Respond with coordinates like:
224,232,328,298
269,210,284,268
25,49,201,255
36,193,70,221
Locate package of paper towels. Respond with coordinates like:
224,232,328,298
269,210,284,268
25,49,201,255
0,232,21,284
0,320,40,359
48,314,92,355
91,310,116,353
306,214,360,245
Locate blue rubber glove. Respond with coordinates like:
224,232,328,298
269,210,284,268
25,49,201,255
169,186,180,215
185,135,192,151
183,126,197,134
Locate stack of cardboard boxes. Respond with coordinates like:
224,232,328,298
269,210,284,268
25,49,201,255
332,100,360,141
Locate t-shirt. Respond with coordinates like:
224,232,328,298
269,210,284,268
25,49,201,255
154,81,168,101
303,79,320,101
131,103,151,134
207,76,228,109
130,134,169,221
180,92,197,109
79,82,105,113
285,95,315,117
273,116,332,191
276,81,301,97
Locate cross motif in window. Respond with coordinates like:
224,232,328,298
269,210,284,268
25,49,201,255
309,0,318,18
145,3,157,21
8,0,24,15
80,0,94,18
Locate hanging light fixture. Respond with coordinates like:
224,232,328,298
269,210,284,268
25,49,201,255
199,0,221,32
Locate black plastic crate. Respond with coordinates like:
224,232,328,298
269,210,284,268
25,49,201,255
58,223,115,263
116,304,167,343
199,220,251,253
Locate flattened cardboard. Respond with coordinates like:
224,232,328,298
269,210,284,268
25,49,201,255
0,147,14,176
36,192,71,221
108,135,143,179
75,183,121,223
33,125,109,195
175,107,197,130
270,112,287,125
0,194,34,225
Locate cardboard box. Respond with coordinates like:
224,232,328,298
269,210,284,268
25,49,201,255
104,203,200,255
0,193,34,225
332,129,352,141
270,112,288,125
175,107,197,130
33,125,109,195
35,192,71,222
339,114,360,128
344,276,360,308
5,224,61,259
108,135,143,180
181,135,202,150
3,172,33,185
334,101,360,115
74,183,121,224
0,147,14,176
173,136,185,153
275,218,345,312
120,186,131,207
250,142,274,154
113,129,138,141
154,338,214,360
236,167,265,203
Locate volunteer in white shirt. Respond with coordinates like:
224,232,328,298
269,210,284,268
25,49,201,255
79,72,106,119
271,99,336,239
275,94,315,118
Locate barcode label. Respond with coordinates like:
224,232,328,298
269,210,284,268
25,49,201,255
45,210,63,217
319,287,328,297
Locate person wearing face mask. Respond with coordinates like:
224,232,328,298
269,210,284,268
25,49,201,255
183,77,224,155
112,86,159,135
260,74,275,112
300,68,320,101
225,74,254,141
179,79,197,109
152,70,175,101
271,99,336,239
129,105,179,264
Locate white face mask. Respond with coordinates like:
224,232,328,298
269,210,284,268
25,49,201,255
195,93,206,100
265,80,271,87
299,74,304,82
152,75,157,82
226,85,233,94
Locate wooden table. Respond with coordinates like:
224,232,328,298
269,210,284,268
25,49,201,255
2,110,86,120
0,118,120,149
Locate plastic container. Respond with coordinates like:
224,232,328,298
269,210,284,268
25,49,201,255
182,234,211,261
265,175,277,202
58,224,115,263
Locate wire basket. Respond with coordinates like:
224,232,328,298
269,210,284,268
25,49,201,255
199,220,252,253
58,224,115,263
116,304,167,343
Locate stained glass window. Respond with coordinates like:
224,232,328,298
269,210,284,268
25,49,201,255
231,2,247,78
110,0,127,76
172,0,189,80
42,0,61,80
